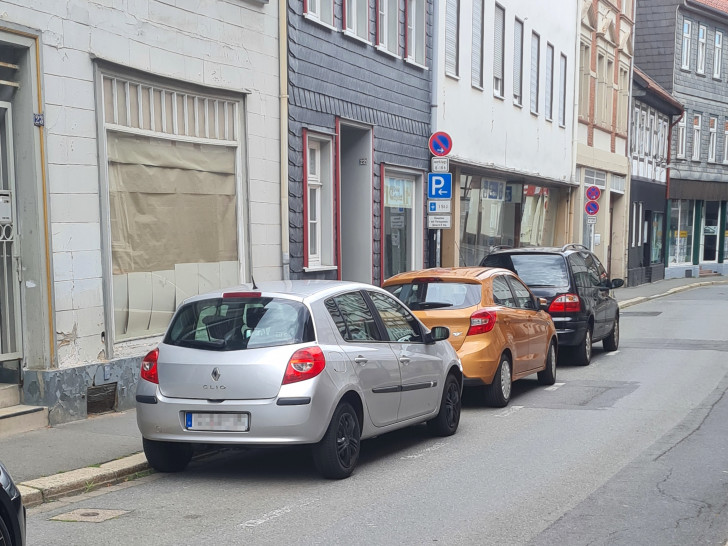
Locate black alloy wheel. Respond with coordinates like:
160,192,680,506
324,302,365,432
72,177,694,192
537,341,557,385
428,374,461,436
313,402,361,479
603,315,619,352
0,514,11,546
573,327,593,366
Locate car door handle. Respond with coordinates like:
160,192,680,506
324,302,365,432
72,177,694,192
399,357,411,365
354,356,368,365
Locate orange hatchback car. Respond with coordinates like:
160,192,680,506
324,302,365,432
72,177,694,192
383,267,557,407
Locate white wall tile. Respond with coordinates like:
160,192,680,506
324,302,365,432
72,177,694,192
73,278,104,309
52,251,74,282
72,250,104,279
63,19,90,50
48,164,100,194
52,223,101,252
66,136,98,166
54,281,74,311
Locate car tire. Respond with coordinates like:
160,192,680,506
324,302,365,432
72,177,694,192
573,326,593,366
484,353,512,407
427,374,462,437
142,438,193,473
603,314,619,352
537,341,557,386
312,402,361,479
0,513,12,546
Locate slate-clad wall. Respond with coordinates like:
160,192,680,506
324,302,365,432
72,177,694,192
634,0,681,93
287,0,432,283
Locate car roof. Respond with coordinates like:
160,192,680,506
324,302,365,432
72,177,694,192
181,280,380,306
383,267,513,284
485,244,589,256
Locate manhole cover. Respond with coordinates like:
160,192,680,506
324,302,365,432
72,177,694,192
51,509,129,523
621,311,662,317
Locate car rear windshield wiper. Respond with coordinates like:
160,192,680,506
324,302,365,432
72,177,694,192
176,338,227,350
416,301,454,310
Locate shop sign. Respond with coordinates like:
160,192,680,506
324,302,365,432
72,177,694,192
427,214,452,229
384,178,413,208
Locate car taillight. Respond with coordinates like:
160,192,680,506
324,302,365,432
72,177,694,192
282,347,326,385
141,348,159,384
467,309,497,336
548,294,581,313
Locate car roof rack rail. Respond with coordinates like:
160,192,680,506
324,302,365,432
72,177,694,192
561,243,589,252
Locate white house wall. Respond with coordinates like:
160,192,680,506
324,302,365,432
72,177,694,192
435,0,577,183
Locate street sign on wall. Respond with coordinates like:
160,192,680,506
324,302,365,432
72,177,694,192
585,201,600,215
586,185,601,201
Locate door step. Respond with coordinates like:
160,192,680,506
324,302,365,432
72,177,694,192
0,404,49,438
699,269,721,277
0,383,20,409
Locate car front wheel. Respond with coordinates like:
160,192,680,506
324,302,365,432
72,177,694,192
143,438,193,473
427,373,461,436
573,326,593,366
537,341,557,386
312,402,361,479
0,513,12,546
484,353,512,407
603,315,619,352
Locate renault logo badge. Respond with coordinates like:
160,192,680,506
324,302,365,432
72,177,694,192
211,368,221,381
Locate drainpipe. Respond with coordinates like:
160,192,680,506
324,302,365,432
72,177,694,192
570,0,582,245
279,0,290,280
428,0,440,267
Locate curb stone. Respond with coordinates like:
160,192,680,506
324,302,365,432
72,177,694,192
618,279,728,310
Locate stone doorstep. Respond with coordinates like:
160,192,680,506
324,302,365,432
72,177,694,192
0,405,49,438
18,452,149,508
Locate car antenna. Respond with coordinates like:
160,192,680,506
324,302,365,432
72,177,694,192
251,275,259,290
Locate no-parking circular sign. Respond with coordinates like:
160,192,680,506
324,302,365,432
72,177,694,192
429,132,453,157
585,200,600,215
586,185,601,201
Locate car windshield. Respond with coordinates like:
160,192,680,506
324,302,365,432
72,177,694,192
164,297,314,351
385,282,481,310
483,254,570,288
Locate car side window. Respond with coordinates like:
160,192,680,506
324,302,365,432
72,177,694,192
492,276,516,308
367,291,424,343
582,253,603,287
568,253,590,288
326,292,381,342
592,254,609,283
507,276,536,310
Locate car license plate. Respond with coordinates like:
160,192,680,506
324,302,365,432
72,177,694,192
185,412,249,432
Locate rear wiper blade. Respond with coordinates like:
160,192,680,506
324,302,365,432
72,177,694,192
177,339,227,350
417,301,454,309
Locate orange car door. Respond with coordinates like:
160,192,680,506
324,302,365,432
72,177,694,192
508,276,549,372
491,275,529,375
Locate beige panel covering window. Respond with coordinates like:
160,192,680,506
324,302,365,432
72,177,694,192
108,131,239,339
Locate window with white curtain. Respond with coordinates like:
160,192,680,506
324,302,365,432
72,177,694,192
378,0,399,55
306,0,334,26
530,32,540,114
697,24,707,73
406,0,426,65
545,43,554,120
709,117,717,162
692,114,701,161
559,53,567,126
445,0,460,76
513,18,524,105
346,0,370,40
305,133,335,269
472,0,484,87
493,4,505,96
682,20,692,69
714,31,723,78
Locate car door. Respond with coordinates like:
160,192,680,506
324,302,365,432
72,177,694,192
584,253,611,339
366,290,443,421
491,275,529,374
324,292,402,427
591,253,618,336
507,275,549,373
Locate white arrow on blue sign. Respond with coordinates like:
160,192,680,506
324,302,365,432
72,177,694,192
427,173,452,199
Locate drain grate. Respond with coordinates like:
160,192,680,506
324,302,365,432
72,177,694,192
621,311,662,317
51,509,129,523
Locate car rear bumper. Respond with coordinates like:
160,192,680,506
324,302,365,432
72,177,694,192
136,379,336,446
456,338,501,385
552,316,588,346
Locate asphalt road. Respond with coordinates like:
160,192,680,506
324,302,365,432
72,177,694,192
26,285,728,545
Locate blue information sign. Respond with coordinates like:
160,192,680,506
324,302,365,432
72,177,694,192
427,173,452,199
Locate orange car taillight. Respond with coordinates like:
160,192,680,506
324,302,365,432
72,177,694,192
282,347,326,385
548,294,581,313
467,309,497,336
141,348,159,384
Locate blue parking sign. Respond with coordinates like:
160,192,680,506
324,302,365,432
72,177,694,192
427,173,452,199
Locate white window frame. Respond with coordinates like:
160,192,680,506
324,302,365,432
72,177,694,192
406,0,426,66
513,18,524,105
471,0,484,88
306,0,335,27
714,31,723,78
698,24,707,74
445,0,460,77
545,43,554,121
632,201,637,247
724,121,728,164
559,53,567,126
638,202,643,245
346,0,370,42
304,133,335,270
692,114,702,161
682,20,692,70
579,42,590,118
493,3,505,96
530,31,540,114
383,168,425,276
709,116,717,162
378,0,399,55
677,116,686,158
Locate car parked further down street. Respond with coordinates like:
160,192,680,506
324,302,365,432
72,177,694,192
0,460,25,546
383,267,557,407
481,244,624,366
136,280,462,479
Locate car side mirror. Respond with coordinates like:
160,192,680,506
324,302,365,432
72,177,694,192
538,297,549,311
427,326,450,344
610,278,625,289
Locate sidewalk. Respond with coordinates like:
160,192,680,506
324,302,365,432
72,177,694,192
1,275,726,509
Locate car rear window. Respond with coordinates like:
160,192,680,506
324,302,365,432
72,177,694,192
385,282,481,310
164,297,314,351
483,254,569,288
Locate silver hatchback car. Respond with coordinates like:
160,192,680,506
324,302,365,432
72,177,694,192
136,280,463,479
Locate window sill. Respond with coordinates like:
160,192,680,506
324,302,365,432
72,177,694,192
375,44,400,59
713,76,722,81
303,13,338,32
530,109,540,117
545,116,553,123
445,71,459,81
680,66,691,73
696,71,706,77
472,83,484,92
493,92,504,101
304,265,338,273
343,29,371,45
513,99,523,108
405,57,428,70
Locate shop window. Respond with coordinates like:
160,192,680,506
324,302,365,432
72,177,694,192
101,74,241,342
383,172,422,279
304,133,335,269
669,200,694,264
459,176,505,265
306,0,334,27
651,212,664,264
406,0,426,65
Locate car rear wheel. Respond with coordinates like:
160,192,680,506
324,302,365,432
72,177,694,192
573,326,592,366
143,438,193,473
537,341,557,386
484,353,512,407
427,374,461,436
312,402,361,479
0,513,12,546
603,315,619,352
